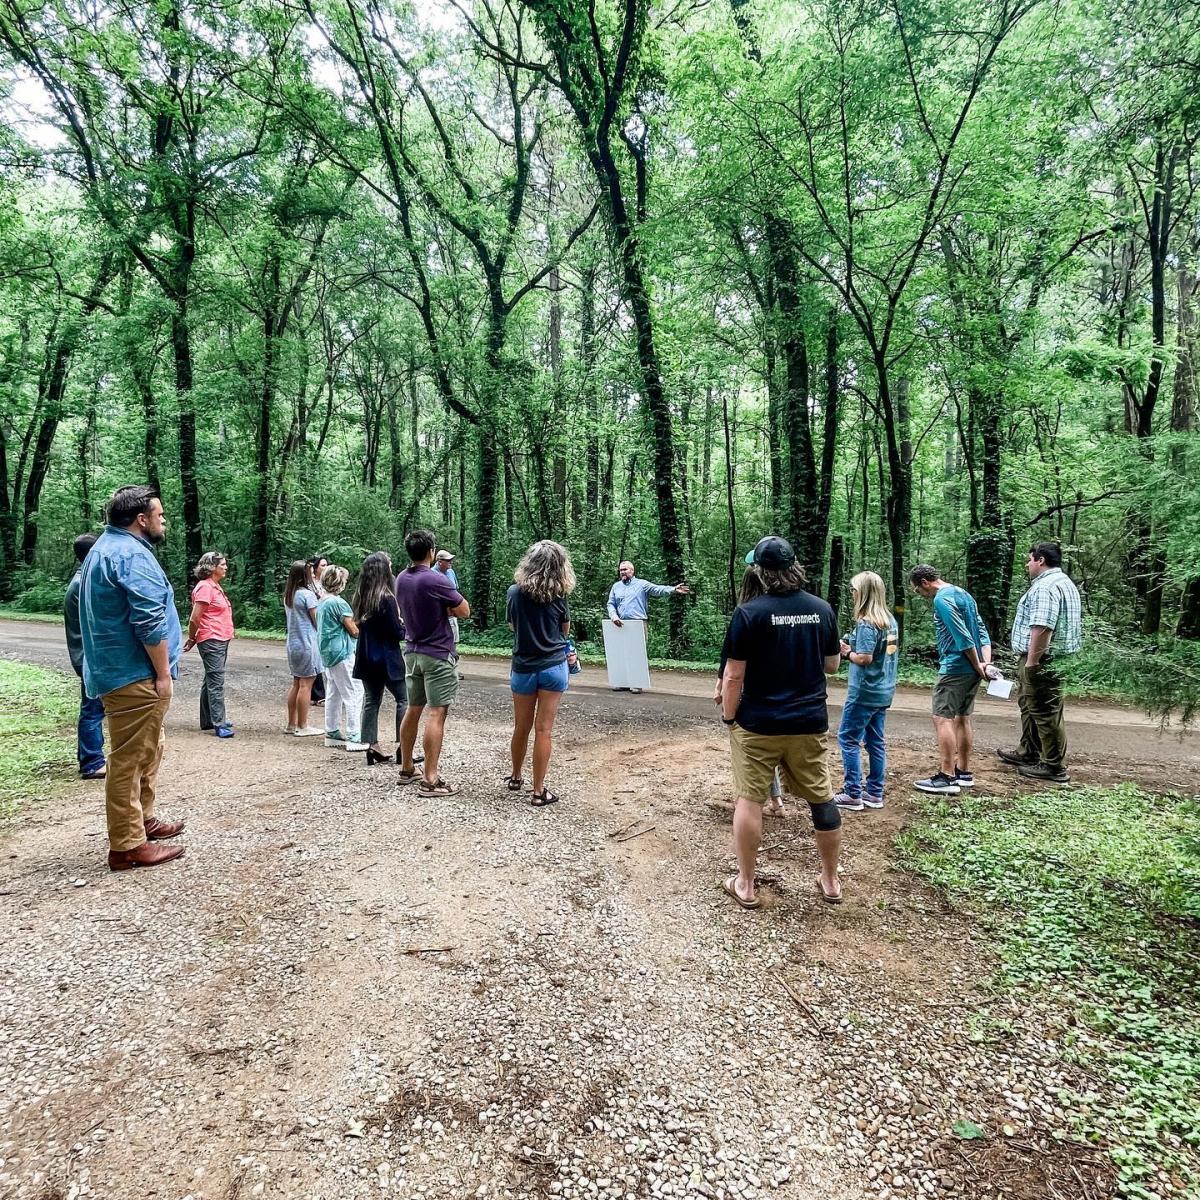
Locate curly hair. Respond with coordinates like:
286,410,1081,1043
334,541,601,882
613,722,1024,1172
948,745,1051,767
514,540,576,603
194,551,227,580
321,564,349,596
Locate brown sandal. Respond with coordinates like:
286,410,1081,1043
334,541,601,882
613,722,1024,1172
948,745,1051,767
529,788,559,807
505,776,524,791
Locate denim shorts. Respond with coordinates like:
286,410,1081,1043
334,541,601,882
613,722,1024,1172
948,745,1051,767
510,661,570,696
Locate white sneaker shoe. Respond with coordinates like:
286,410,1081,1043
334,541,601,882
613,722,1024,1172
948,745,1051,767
325,735,347,748
285,725,297,734
343,741,368,752
293,727,324,737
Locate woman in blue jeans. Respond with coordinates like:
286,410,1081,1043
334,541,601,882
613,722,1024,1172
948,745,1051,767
835,571,898,811
505,540,577,807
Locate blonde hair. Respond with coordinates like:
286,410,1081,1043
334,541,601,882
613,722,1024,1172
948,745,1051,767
514,540,576,603
851,571,892,629
321,564,349,596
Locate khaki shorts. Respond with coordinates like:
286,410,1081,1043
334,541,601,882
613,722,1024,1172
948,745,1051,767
729,724,831,805
932,672,981,719
405,652,458,708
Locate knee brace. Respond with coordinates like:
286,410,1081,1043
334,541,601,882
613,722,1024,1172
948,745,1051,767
809,800,842,832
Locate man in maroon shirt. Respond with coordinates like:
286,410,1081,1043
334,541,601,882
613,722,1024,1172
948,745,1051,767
395,530,471,795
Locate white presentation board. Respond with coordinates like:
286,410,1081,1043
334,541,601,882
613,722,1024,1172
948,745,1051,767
602,619,652,691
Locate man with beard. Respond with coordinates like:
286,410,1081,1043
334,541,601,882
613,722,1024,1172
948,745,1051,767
80,485,186,870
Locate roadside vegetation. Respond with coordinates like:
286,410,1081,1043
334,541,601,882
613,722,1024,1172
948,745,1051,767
0,660,77,819
900,786,1200,1199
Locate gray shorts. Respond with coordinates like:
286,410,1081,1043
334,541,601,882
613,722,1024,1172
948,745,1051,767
932,673,981,719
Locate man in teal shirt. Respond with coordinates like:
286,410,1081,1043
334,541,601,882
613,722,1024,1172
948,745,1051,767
80,485,186,871
908,564,996,795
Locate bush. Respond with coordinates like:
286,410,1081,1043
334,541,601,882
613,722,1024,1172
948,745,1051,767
10,570,66,615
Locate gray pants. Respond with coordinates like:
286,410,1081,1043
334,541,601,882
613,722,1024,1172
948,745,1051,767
198,638,229,729
361,675,406,744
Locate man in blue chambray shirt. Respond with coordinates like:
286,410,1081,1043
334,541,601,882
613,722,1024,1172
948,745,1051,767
605,560,690,693
81,485,187,871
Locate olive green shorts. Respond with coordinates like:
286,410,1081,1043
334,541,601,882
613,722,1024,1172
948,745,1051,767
728,724,831,805
404,652,458,708
932,672,981,719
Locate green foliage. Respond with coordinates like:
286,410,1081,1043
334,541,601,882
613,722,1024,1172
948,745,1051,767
900,786,1200,1196
0,660,77,818
7,569,67,615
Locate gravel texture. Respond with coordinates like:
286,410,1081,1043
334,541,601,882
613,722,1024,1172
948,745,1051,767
0,648,1161,1199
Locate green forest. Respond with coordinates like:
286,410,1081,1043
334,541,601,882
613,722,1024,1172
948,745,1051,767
1,0,1198,676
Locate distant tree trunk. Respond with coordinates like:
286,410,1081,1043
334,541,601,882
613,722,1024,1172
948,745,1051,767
21,253,115,564
1173,255,1198,637
827,534,846,623
811,310,839,595
966,385,1015,641
723,387,737,608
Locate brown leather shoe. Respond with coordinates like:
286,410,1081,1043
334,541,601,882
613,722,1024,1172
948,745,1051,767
108,842,186,871
143,816,186,840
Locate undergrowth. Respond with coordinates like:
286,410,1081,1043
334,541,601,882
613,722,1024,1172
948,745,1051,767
899,786,1200,1199
0,660,78,818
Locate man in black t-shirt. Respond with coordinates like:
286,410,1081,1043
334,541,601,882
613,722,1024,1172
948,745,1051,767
719,536,844,909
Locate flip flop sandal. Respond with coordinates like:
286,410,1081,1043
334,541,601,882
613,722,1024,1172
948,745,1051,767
505,776,524,791
816,875,843,904
418,778,459,797
722,876,760,910
530,788,559,807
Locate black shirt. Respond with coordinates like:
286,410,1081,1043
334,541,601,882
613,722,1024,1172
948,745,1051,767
723,589,839,734
353,597,406,683
506,585,570,672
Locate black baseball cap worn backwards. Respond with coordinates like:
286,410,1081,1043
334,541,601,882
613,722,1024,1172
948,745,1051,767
745,536,796,570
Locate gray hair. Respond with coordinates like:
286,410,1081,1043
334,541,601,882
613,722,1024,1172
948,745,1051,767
194,551,226,580
321,564,349,595
514,540,576,603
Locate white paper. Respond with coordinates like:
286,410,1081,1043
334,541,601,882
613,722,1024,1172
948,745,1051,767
602,619,651,691
986,676,1014,700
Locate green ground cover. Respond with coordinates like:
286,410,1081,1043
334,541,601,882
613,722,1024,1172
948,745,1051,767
0,659,78,819
900,787,1200,1199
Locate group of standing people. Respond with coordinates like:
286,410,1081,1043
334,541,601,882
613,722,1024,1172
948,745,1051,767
62,481,1083,890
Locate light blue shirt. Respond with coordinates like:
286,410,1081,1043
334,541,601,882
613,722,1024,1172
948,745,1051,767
80,526,183,698
606,576,675,621
932,583,991,677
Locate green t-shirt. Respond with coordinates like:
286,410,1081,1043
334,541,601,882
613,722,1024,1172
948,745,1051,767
318,594,354,668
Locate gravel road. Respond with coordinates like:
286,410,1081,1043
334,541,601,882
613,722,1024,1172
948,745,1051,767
2,619,1194,1200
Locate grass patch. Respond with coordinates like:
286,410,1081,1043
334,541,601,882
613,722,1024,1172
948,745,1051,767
899,786,1200,1199
0,659,79,818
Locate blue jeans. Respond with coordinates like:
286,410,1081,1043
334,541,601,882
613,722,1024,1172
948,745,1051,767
838,698,888,800
77,679,106,775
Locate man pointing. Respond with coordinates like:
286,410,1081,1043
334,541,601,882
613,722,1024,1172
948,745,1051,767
605,560,689,694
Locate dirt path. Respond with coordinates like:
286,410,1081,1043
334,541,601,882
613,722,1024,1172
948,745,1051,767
2,622,1197,1200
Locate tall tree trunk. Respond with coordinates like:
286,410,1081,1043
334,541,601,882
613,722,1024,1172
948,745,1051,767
771,221,819,572
723,387,737,609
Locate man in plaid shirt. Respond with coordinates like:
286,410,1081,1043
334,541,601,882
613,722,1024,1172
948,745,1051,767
998,542,1082,783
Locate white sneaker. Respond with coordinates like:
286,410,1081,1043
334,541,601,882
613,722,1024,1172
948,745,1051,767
325,735,347,748
293,727,324,737
285,725,297,734
343,741,368,752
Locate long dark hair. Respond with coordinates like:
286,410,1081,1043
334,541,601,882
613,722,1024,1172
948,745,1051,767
353,551,398,622
283,560,309,609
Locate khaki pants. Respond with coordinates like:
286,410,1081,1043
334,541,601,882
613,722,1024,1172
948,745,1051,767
1017,653,1067,770
101,678,170,851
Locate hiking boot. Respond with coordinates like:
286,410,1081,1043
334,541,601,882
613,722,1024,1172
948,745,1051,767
996,747,1037,766
833,792,864,812
1018,762,1071,784
954,767,975,788
914,771,960,795
143,816,186,840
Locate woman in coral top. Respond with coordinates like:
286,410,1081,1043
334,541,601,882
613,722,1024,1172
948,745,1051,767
185,552,236,737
